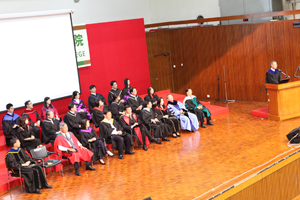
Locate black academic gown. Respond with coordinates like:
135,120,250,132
139,109,169,138
108,88,122,105
88,93,107,114
5,148,48,193
266,69,282,84
127,95,144,115
17,126,41,152
155,108,180,133
21,111,41,140
144,94,160,108
99,119,132,155
120,114,153,146
2,113,19,146
79,127,106,161
41,118,60,146
63,111,82,139
92,107,106,128
184,100,205,123
110,101,124,120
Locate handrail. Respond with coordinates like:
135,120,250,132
145,10,300,28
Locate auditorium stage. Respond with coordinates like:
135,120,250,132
1,101,300,200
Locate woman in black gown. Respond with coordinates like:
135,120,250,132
155,98,181,138
79,119,114,165
5,138,52,194
121,78,132,102
17,116,42,152
144,87,160,109
109,95,125,120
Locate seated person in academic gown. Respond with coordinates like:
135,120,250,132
16,116,42,152
5,138,52,194
71,91,92,120
63,103,82,139
183,88,214,128
266,61,282,84
155,98,181,138
88,85,107,114
140,101,170,142
121,78,132,102
79,119,114,165
166,94,199,132
144,87,160,109
41,97,60,121
108,80,125,106
93,99,107,128
54,122,96,176
127,87,144,115
21,100,41,140
99,110,134,159
41,110,60,146
2,103,19,146
109,95,125,120
120,105,159,151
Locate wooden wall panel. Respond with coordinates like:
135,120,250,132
146,20,300,101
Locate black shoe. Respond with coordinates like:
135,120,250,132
142,145,148,151
44,184,53,189
86,165,96,171
100,160,106,165
35,189,42,194
125,151,135,155
172,134,177,138
155,139,162,144
207,121,214,126
75,169,81,176
162,138,171,142
177,134,181,137
201,123,207,128
119,155,124,159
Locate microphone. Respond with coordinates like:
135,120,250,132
278,69,282,72
278,69,291,79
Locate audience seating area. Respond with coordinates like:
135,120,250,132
0,89,229,194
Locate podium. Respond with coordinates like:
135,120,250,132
266,81,300,121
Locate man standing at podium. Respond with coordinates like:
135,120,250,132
266,61,282,84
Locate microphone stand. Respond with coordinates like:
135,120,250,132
214,75,221,103
223,65,235,104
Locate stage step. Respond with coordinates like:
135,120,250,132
251,107,268,119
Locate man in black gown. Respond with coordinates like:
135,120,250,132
2,103,19,146
266,61,282,84
120,105,160,151
139,101,170,142
63,103,82,139
100,110,134,159
108,80,124,106
41,110,60,146
88,85,107,113
127,87,144,115
5,138,52,194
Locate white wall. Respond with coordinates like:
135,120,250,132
148,0,221,24
0,0,220,25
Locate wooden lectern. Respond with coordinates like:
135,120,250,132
266,81,300,121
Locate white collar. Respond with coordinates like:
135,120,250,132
270,68,275,72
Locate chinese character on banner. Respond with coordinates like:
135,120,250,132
73,25,91,68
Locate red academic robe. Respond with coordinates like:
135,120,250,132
122,114,150,146
53,132,93,171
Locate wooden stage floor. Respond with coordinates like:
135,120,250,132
1,101,299,200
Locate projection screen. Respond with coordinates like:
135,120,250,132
0,9,80,112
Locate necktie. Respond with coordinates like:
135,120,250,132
65,133,76,149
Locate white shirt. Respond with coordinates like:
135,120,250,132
91,93,96,96
74,99,80,104
104,118,118,135
46,118,53,124
58,132,82,152
270,68,275,72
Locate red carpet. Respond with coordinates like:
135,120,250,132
251,107,269,119
0,89,229,194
